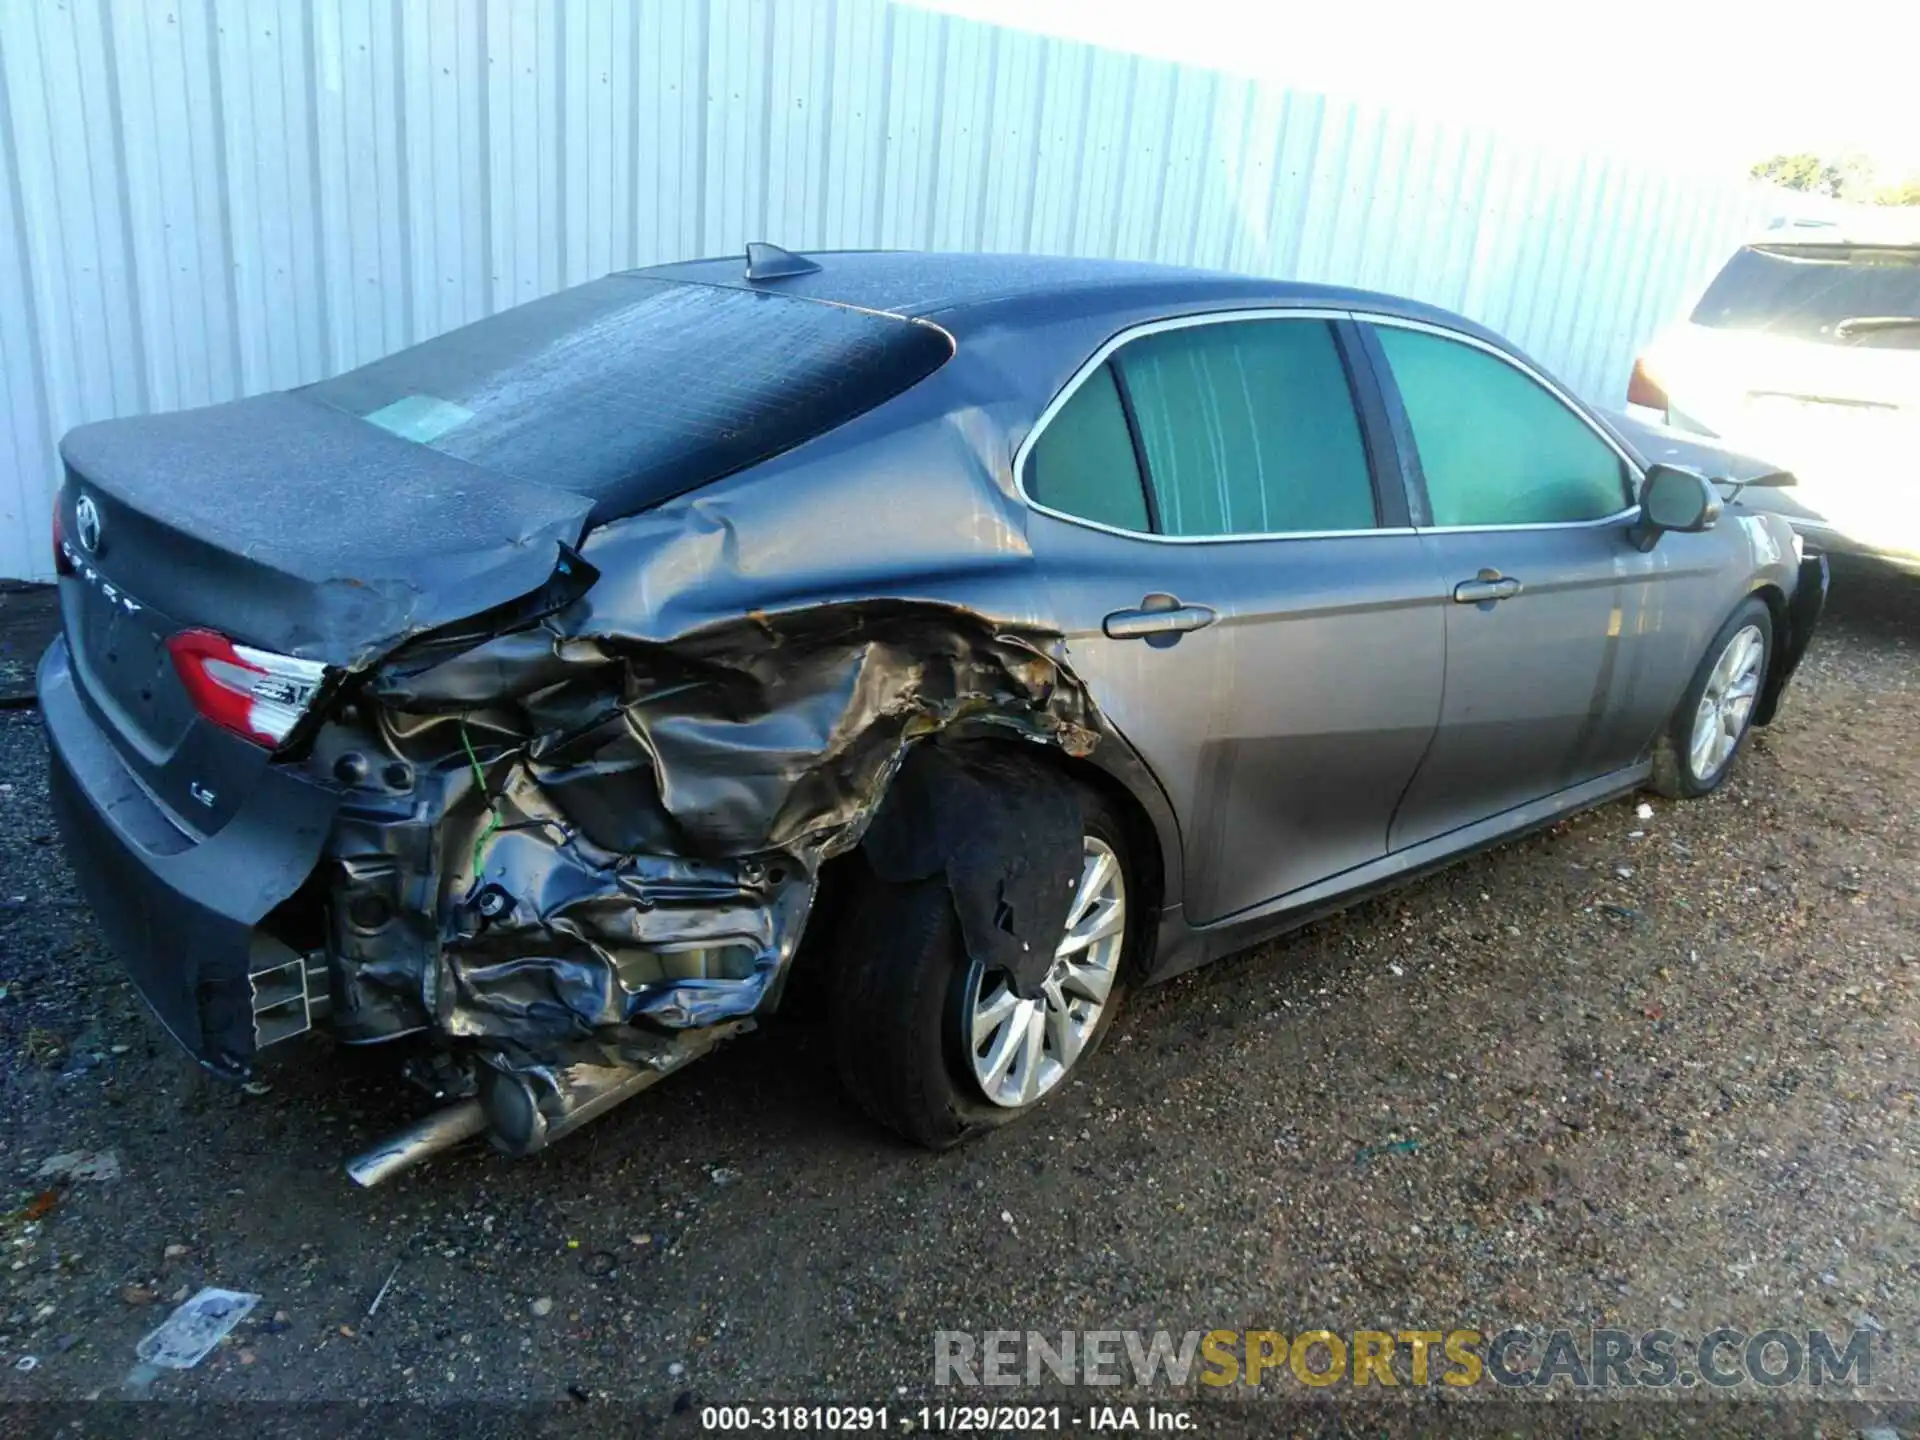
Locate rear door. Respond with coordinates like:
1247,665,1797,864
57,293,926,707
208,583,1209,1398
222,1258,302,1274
1021,311,1445,924
1359,320,1698,849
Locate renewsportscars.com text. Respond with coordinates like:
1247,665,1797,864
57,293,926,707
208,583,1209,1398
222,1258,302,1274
934,1327,1875,1390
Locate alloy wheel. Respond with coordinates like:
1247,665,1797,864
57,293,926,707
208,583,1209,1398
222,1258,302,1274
1689,622,1765,783
967,835,1126,1108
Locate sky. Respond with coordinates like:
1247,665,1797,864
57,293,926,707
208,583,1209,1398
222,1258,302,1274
908,0,1920,181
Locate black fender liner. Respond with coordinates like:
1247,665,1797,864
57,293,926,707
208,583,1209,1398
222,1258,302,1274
859,740,1085,1000
1755,554,1829,727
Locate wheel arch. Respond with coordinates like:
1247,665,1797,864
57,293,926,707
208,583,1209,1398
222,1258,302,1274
1749,580,1789,704
892,729,1173,975
1748,577,1787,629
1749,555,1829,727
1033,743,1169,970
787,728,1174,1012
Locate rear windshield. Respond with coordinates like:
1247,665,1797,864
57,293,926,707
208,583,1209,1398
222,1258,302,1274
300,275,952,518
1690,244,1920,347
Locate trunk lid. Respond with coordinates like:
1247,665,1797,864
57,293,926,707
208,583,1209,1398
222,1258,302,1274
60,390,591,667
56,390,591,834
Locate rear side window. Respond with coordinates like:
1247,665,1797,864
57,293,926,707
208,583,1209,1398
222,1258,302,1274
1373,325,1629,527
1026,365,1150,532
300,275,952,520
1690,244,1920,346
1118,319,1375,537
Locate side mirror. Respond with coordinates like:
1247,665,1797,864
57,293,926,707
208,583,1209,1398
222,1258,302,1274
1631,463,1722,551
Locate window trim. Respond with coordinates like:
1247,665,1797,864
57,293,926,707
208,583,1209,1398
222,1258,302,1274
1014,307,1413,545
1105,360,1162,534
1360,314,1645,534
1015,306,1652,543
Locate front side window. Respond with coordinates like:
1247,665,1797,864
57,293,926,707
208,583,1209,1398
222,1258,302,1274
1117,319,1376,537
1372,325,1629,527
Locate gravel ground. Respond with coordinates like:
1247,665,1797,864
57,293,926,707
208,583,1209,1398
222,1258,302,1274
0,582,56,705
0,564,1914,1436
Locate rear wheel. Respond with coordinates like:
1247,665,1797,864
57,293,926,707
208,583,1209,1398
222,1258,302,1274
830,788,1134,1148
1650,597,1773,799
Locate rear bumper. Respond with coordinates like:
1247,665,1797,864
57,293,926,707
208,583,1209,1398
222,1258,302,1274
38,637,339,1076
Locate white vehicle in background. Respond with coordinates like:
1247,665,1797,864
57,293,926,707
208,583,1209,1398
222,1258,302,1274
1626,213,1920,572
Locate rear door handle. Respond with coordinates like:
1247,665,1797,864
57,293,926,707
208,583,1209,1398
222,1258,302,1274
1103,597,1218,640
1452,571,1523,604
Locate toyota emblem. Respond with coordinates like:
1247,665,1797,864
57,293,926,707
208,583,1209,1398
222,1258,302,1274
74,495,102,553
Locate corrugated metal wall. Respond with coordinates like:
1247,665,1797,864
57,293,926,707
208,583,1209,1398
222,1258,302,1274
0,0,1775,581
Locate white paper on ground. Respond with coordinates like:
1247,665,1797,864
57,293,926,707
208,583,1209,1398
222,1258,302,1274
135,1288,261,1369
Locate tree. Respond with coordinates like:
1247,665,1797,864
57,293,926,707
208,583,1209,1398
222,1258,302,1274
1874,175,1920,207
1751,152,1849,196
1749,152,1919,204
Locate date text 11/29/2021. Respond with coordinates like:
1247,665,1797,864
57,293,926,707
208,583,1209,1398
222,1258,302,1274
700,1406,1195,1431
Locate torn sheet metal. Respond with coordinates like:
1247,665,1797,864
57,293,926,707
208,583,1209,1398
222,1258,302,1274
253,283,1112,1096
314,593,1099,1069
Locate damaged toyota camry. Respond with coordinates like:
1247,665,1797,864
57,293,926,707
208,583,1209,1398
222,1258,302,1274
39,247,1827,1184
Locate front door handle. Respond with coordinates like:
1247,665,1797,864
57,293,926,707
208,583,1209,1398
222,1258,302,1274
1103,595,1218,641
1452,570,1523,604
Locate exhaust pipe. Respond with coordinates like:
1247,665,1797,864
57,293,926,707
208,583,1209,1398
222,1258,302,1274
346,1097,488,1188
483,1021,747,1156
344,1021,747,1185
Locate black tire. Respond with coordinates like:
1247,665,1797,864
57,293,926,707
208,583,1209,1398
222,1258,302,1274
829,786,1136,1148
1649,596,1774,800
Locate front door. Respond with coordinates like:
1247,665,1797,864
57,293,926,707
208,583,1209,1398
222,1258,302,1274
1020,313,1445,923
1359,320,1669,848
1398,522,1655,844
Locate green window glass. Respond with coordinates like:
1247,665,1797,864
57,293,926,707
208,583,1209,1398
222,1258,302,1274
1373,326,1630,527
1025,363,1151,532
1116,319,1376,537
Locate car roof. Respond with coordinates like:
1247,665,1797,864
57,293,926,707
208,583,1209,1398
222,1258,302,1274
631,248,1461,330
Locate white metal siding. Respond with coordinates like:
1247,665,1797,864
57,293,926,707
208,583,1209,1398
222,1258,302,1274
0,0,1774,581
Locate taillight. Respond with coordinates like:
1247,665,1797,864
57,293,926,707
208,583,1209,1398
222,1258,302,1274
1627,357,1668,411
52,505,74,577
166,628,326,749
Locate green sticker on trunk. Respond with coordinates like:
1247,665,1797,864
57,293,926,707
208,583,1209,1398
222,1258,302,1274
361,394,474,444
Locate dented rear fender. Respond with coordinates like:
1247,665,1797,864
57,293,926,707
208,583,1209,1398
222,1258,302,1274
304,415,1143,1083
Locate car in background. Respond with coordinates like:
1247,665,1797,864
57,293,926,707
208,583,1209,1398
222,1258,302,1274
40,250,1827,1183
1627,213,1920,572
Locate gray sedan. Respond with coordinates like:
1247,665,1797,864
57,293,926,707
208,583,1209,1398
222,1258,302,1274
39,249,1825,1178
